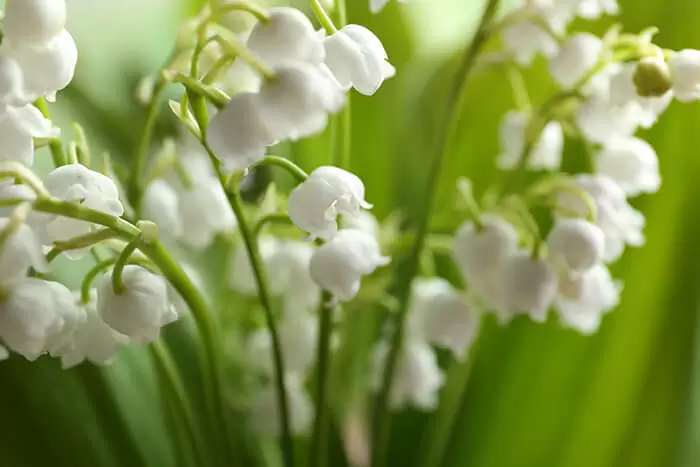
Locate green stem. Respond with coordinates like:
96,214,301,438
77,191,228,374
129,80,166,216
166,72,229,109
0,162,50,197
209,29,276,80
310,294,334,467
371,1,501,466
51,229,121,255
204,142,295,467
0,198,26,208
33,98,66,167
254,156,309,183
253,212,294,238
81,258,118,303
111,237,142,295
308,0,338,34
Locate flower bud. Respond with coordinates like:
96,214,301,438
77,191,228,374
633,56,673,98
669,49,700,102
500,253,558,322
3,0,66,46
97,266,177,345
547,218,605,274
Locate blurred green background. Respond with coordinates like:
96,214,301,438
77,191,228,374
1,0,699,466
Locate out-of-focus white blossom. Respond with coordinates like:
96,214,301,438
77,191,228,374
608,63,672,129
0,104,58,166
497,110,563,170
0,182,35,218
341,210,381,239
500,253,558,323
502,20,559,66
596,136,661,196
370,0,409,14
179,182,237,249
0,220,49,286
3,0,67,46
550,33,603,89
249,374,314,436
547,218,605,274
142,180,183,241
669,49,700,102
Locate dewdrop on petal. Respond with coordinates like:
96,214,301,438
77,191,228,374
246,7,325,67
309,229,390,304
371,339,444,411
407,277,480,360
0,221,49,286
596,137,661,196
142,180,183,241
550,33,603,90
668,49,700,103
258,62,345,141
556,264,621,334
250,374,314,436
207,92,276,173
0,104,58,166
179,182,237,249
500,252,558,323
97,265,177,345
547,218,605,274
323,25,395,96
3,0,66,45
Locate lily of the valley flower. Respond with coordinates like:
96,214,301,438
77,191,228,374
668,49,700,102
547,218,606,274
3,0,67,46
596,136,661,196
550,33,603,89
179,182,237,249
249,374,314,436
0,220,49,286
370,0,409,14
142,180,183,242
497,110,563,170
500,253,559,323
0,104,58,166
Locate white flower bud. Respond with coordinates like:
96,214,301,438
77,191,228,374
259,62,345,141
246,7,325,67
556,264,620,334
497,110,563,170
60,291,129,368
207,92,275,172
179,182,237,249
550,33,603,89
408,277,480,360
502,20,559,66
596,137,660,196
453,215,519,310
309,229,390,303
250,374,314,436
0,278,80,361
142,180,183,241
500,253,558,322
7,29,78,100
43,164,123,245
669,49,700,102
324,25,395,96
289,166,371,241
0,221,49,286
0,104,58,166
3,0,66,45
557,174,644,262
547,218,605,274
97,266,177,345
371,339,444,410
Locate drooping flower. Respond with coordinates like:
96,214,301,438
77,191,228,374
497,110,563,170
323,25,395,96
608,62,672,129
249,374,314,436
668,49,700,102
502,20,559,66
341,210,381,239
0,220,49,286
500,253,559,323
370,339,444,410
3,0,67,46
407,277,480,360
179,182,237,249
289,166,371,241
547,218,605,274
550,33,603,90
0,55,28,106
142,180,183,241
0,104,58,166
555,264,621,334
258,62,345,141
246,7,325,67
595,136,661,196
207,92,276,172
97,265,178,345
309,229,390,304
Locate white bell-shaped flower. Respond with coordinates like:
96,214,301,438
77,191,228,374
276,240,321,311
97,265,178,345
547,218,605,274
550,33,603,90
60,291,129,368
557,174,645,262
0,55,28,105
453,215,519,311
179,181,237,249
289,166,371,241
574,96,640,145
43,164,124,244
500,253,558,323
258,62,345,141
607,63,672,129
555,264,620,334
0,182,36,218
207,92,276,172
502,20,559,66
3,0,66,46
0,278,79,361
142,180,183,241
309,229,390,304
0,221,49,286
341,210,381,239
407,277,480,360
497,110,563,170
371,339,444,410
0,104,58,166
44,280,87,356
575,0,619,19
7,29,78,100
246,7,325,67
669,49,700,102
323,25,395,96
596,137,661,196
249,374,314,436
